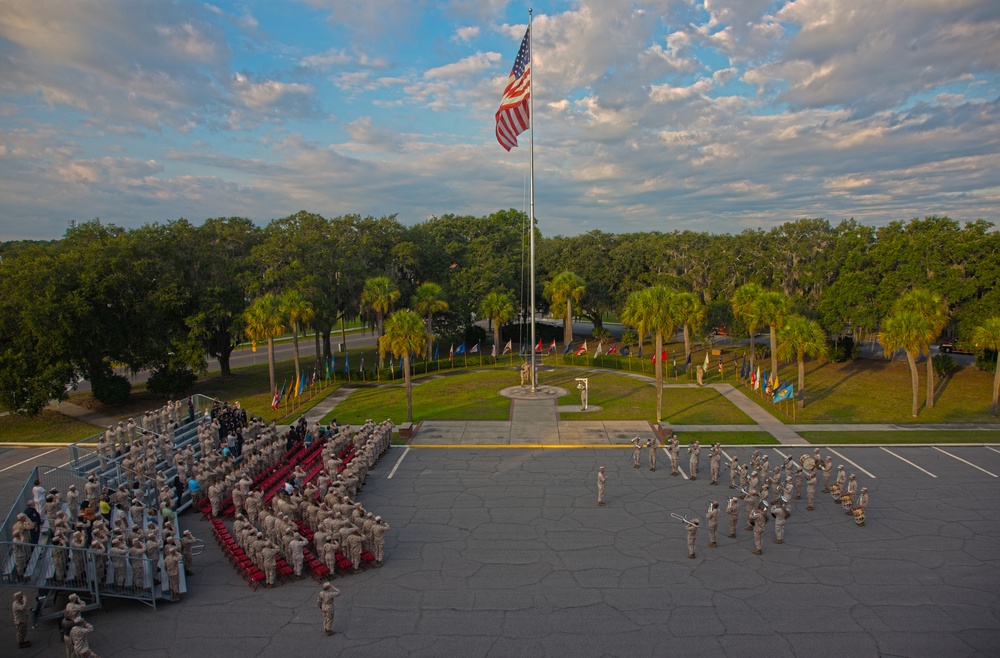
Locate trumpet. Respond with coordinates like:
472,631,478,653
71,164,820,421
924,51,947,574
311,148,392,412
670,512,698,527
189,539,206,556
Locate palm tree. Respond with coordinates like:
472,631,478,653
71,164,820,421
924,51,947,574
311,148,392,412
732,283,764,367
775,315,828,409
360,276,400,339
280,289,315,391
543,271,586,346
897,289,949,408
675,292,705,363
412,282,449,360
621,285,679,424
972,316,1000,416
242,293,285,393
757,290,789,378
880,310,930,417
379,309,428,422
478,290,516,357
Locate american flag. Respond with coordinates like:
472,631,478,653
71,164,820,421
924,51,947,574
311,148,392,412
495,27,531,151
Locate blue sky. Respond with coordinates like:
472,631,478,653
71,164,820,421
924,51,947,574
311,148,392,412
1,0,998,240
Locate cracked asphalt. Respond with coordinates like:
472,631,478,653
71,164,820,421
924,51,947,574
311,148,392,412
1,444,999,657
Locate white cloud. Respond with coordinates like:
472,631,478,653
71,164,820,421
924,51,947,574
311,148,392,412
452,26,480,43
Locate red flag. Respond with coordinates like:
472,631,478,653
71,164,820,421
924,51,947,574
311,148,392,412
495,27,531,151
548,340,556,353
607,344,618,355
535,338,543,352
575,341,588,356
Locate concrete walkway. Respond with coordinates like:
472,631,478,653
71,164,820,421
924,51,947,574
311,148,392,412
46,400,119,428
710,383,808,445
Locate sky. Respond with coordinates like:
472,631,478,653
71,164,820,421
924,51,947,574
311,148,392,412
1,0,998,241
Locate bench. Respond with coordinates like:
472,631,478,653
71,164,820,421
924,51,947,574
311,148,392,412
397,422,413,439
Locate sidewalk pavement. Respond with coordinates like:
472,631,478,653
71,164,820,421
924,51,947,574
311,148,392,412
46,400,118,429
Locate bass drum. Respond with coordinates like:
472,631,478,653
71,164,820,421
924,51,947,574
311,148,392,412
800,456,816,471
852,507,866,525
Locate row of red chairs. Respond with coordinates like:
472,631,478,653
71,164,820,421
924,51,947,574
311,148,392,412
209,518,266,590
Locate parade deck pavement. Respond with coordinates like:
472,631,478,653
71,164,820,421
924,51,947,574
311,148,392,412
1,442,999,657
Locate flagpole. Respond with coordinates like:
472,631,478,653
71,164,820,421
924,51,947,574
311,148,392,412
528,8,537,393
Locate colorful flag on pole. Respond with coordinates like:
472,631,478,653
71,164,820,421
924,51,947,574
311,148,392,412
685,353,692,370
471,341,480,354
548,339,557,354
520,343,526,356
449,344,454,360
271,385,280,409
435,344,440,360
491,343,497,358
575,341,588,356
345,353,349,374
595,341,603,356
637,345,642,359
502,339,512,355
495,27,531,151
535,338,543,352
620,346,631,357
703,351,710,370
718,354,723,373
455,342,466,355
360,356,365,372
607,344,618,355
563,342,573,355
773,382,794,403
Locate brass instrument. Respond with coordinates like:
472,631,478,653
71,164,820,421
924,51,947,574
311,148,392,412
670,512,699,528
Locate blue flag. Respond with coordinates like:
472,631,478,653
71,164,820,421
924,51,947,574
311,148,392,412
399,355,404,370
434,344,439,360
520,343,526,356
637,345,642,359
562,342,573,355
773,382,794,403
620,346,631,357
345,353,349,374
455,342,466,355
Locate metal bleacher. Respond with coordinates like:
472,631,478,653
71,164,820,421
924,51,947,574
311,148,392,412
0,395,216,618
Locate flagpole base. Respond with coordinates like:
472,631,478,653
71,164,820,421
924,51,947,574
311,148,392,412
498,385,568,400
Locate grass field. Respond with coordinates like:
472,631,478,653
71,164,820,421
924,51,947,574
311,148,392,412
733,357,1000,425
542,370,754,424
797,430,1000,444
672,432,776,444
0,409,104,444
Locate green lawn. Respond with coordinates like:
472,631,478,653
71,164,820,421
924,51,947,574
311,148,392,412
734,358,1000,424
543,370,754,424
797,430,1000,444
321,372,514,425
322,367,757,426
0,409,103,444
673,432,776,445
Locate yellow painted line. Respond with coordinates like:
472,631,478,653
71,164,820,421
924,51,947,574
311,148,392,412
409,444,635,449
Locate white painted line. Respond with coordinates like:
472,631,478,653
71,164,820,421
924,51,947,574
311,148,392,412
880,447,936,478
387,446,410,479
678,466,689,481
0,448,58,474
933,447,998,478
721,450,733,462
772,448,789,460
827,448,877,480
985,446,1000,455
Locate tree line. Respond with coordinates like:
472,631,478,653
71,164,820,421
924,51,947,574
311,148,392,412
1,212,998,416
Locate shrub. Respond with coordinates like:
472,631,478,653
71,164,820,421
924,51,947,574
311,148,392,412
147,365,197,396
91,374,131,404
932,354,956,377
977,349,997,374
620,330,639,347
828,336,860,362
753,343,770,361
592,327,611,341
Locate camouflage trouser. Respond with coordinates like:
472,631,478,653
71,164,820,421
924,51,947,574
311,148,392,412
293,556,304,576
323,609,334,633
265,564,276,586
728,514,738,536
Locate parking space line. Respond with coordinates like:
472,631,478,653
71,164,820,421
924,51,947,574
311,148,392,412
827,448,877,479
387,446,410,479
933,447,998,478
772,448,789,460
0,448,58,474
721,450,734,462
985,446,1000,456
880,447,936,478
